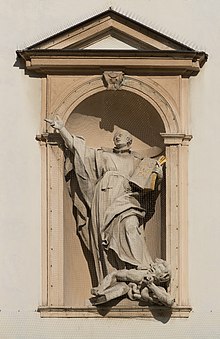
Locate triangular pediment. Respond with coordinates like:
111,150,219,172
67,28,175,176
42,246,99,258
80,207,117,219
26,9,194,52
17,9,207,77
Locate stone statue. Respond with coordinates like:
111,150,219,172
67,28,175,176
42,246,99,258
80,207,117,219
45,116,173,307
91,258,174,306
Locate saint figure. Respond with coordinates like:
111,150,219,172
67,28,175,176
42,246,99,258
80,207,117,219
45,117,164,289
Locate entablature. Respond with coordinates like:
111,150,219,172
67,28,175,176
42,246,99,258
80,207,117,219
17,49,207,77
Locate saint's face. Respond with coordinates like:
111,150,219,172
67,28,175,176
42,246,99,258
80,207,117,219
113,131,131,148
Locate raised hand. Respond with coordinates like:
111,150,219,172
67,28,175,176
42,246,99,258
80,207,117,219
45,116,64,130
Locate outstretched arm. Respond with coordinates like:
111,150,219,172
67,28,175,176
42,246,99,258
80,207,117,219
45,117,74,150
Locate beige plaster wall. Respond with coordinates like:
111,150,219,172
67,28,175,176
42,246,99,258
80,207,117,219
0,0,220,337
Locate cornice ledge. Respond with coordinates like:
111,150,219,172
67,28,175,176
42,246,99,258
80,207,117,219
16,50,207,77
160,133,192,145
36,132,63,145
38,305,192,318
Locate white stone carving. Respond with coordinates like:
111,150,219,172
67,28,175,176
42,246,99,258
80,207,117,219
91,258,174,306
45,117,172,306
103,71,124,90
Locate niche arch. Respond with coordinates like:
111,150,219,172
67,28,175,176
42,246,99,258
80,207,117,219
40,72,193,317
62,89,167,307
50,76,180,135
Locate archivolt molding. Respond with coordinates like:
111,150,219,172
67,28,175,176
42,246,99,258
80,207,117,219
51,75,181,134
123,76,180,133
51,77,104,122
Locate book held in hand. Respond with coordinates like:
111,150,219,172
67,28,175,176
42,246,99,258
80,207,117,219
130,155,166,191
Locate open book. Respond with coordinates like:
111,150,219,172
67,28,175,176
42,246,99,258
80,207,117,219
130,155,166,191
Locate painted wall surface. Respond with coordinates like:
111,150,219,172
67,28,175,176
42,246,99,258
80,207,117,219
0,0,220,338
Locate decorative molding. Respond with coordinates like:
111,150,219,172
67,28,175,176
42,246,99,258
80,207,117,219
38,305,192,318
21,9,196,51
160,133,193,145
36,133,63,145
46,76,180,134
17,50,206,77
103,71,124,90
17,10,207,78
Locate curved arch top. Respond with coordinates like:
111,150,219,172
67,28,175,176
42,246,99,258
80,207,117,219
52,75,180,134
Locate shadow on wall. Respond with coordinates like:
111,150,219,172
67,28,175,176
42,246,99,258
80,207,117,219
66,90,165,150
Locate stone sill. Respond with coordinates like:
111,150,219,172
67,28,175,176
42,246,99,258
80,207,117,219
38,305,192,318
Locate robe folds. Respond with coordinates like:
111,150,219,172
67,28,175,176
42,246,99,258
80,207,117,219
65,135,156,283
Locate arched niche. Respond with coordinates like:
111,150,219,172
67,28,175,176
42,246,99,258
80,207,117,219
66,89,165,148
37,71,193,317
37,72,193,318
63,90,166,307
52,76,180,135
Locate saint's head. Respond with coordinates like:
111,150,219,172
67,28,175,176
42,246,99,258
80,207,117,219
113,129,133,149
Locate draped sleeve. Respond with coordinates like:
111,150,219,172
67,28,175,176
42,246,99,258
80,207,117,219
64,135,103,250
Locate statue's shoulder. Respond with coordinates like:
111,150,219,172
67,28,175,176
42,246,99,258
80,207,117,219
99,148,144,159
100,147,113,153
97,148,143,160
130,151,144,160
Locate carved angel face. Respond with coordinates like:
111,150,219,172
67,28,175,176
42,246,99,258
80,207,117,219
113,130,132,149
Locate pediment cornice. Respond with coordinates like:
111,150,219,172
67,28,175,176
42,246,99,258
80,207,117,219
17,9,207,77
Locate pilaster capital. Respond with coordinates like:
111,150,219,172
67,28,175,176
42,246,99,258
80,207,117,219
160,133,192,146
36,133,63,146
